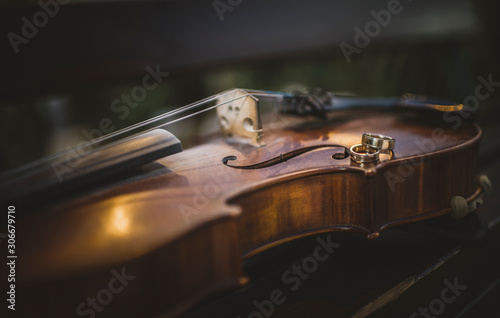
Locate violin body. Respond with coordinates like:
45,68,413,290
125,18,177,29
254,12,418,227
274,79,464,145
13,108,482,317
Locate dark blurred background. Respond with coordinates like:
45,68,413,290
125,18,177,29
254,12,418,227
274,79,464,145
1,2,500,317
0,0,499,173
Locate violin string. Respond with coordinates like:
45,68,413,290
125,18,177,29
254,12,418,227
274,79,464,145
117,93,258,136
1,90,280,179
85,90,236,145
1,87,462,180
83,91,284,147
91,93,224,144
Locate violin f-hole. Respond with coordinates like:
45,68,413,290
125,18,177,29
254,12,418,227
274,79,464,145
222,145,349,170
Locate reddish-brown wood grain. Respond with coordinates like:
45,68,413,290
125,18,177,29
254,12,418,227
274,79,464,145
13,109,482,317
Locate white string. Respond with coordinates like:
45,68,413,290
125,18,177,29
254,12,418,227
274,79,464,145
1,90,284,179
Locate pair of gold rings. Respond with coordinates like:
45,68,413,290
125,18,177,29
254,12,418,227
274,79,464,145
350,133,395,163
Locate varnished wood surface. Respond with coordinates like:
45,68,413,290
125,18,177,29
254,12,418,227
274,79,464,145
10,109,482,317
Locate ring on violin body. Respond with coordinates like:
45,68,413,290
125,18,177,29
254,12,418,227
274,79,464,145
362,133,395,150
350,144,380,163
378,148,395,161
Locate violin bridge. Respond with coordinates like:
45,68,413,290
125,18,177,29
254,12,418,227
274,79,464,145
216,89,265,147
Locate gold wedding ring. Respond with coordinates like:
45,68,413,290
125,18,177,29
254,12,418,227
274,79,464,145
361,133,395,150
349,144,380,163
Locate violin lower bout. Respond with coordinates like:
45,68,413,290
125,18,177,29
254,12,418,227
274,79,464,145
231,141,480,256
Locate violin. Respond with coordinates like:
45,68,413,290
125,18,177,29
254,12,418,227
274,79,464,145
2,89,490,317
